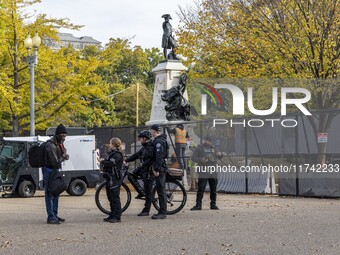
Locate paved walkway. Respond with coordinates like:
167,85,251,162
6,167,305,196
0,190,339,255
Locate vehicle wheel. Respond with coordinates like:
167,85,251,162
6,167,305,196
95,182,131,215
152,179,187,215
18,180,36,197
68,179,87,196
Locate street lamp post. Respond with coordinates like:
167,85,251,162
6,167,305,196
24,33,41,136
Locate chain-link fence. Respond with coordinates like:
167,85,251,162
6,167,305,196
91,110,340,198
1,110,339,198
192,110,339,198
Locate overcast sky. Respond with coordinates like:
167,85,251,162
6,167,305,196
28,0,195,49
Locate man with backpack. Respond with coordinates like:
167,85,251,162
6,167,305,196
43,124,69,224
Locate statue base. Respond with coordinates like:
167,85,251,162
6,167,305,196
146,60,188,126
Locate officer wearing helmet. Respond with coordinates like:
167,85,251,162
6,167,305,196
125,130,155,216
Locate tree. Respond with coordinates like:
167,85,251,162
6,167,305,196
113,83,152,126
178,0,340,79
0,0,116,135
98,38,151,86
34,45,118,129
177,0,340,162
93,38,160,126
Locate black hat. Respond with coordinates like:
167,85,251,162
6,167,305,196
151,124,161,132
204,135,212,142
162,14,172,19
55,124,67,135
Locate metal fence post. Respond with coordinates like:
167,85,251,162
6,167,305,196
245,117,248,194
295,114,299,196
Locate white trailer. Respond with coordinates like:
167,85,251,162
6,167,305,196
0,135,101,197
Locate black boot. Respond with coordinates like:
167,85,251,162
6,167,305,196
138,211,149,216
151,214,167,219
103,215,113,222
190,205,202,211
57,216,65,222
135,194,145,200
210,203,219,210
108,217,121,223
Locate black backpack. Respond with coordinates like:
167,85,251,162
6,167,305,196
28,141,50,168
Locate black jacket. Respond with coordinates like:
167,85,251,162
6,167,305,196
45,136,66,169
126,141,154,170
153,134,169,172
191,143,218,166
101,149,123,174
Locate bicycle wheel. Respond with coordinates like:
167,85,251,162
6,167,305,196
95,181,131,215
152,179,187,215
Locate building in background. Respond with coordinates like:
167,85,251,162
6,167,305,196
44,32,101,50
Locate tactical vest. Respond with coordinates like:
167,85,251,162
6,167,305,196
153,136,169,159
140,142,154,164
203,147,217,163
175,128,187,144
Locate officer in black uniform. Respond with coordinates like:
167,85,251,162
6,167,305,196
191,135,221,210
125,130,154,216
150,124,169,219
100,137,124,223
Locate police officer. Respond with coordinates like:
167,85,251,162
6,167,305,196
100,137,124,223
125,130,154,216
191,135,221,210
150,124,169,219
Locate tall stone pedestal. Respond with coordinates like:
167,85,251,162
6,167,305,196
146,60,188,126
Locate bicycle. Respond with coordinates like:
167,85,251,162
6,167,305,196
95,166,187,215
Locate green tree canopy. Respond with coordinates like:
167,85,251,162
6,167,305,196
178,0,340,81
177,0,340,161
0,0,163,135
98,38,160,86
0,0,117,135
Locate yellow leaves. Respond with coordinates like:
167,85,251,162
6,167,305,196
0,0,110,133
177,0,340,113
178,0,340,80
1,0,162,132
